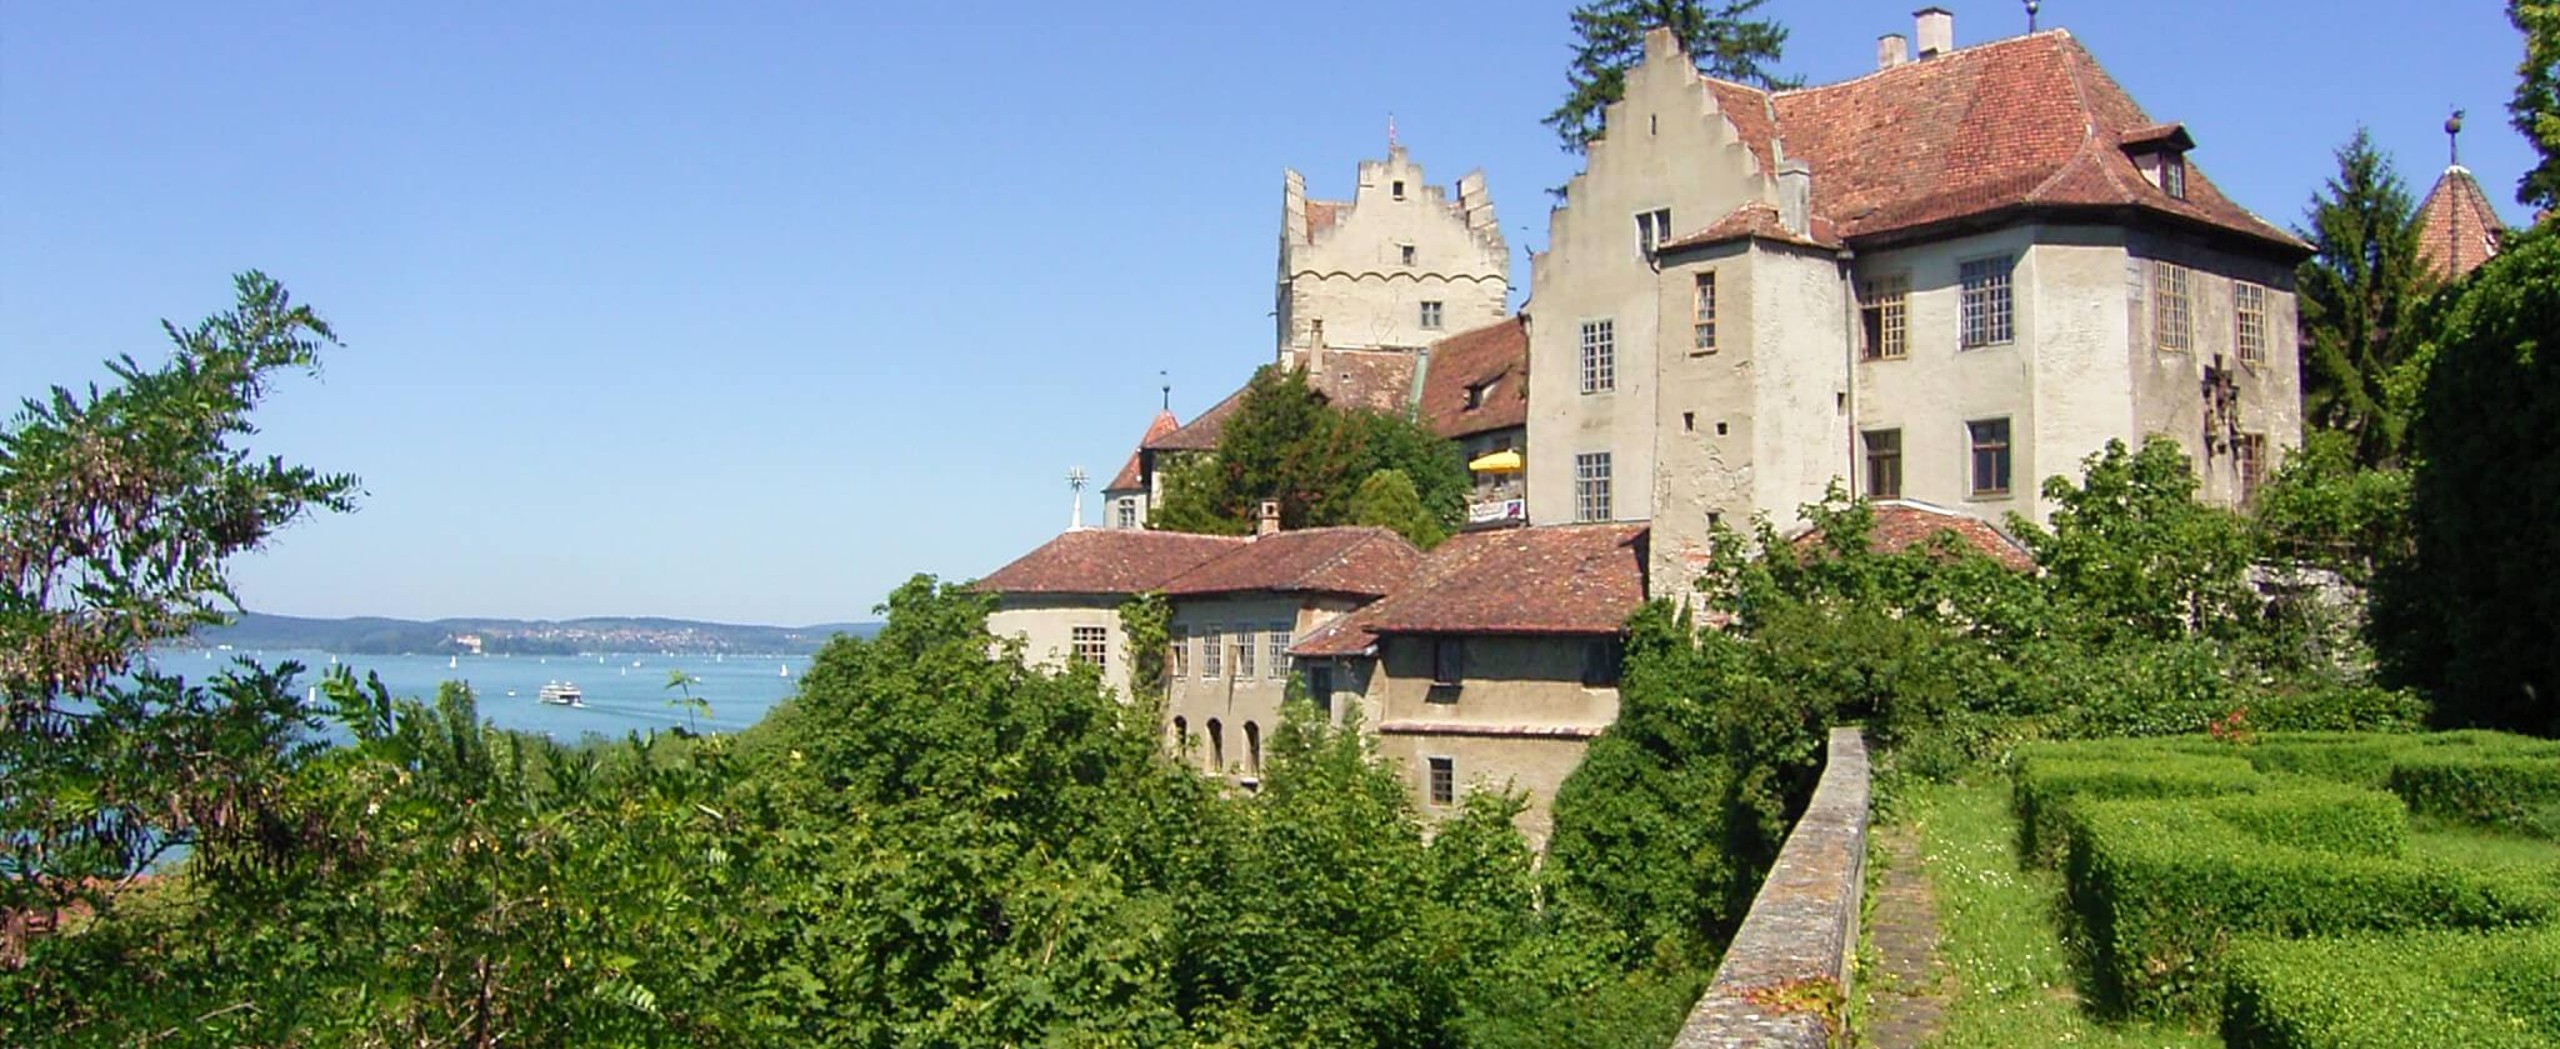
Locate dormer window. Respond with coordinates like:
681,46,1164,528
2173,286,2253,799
1464,380,1491,410
2122,122,2196,202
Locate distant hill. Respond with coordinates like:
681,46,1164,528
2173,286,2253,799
192,612,880,656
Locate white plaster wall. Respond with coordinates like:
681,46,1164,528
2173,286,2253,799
1367,633,1621,847
1282,149,1508,353
1847,227,2043,520
1164,594,1360,780
2123,232,2305,506
1526,33,1773,526
988,595,1132,700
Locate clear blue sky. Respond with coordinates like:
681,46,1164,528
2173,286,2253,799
4,1,2536,625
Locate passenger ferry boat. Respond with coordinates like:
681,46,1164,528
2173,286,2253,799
537,681,585,708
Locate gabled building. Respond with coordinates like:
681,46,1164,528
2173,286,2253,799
1279,145,1509,355
976,528,1247,698
1525,11,2310,593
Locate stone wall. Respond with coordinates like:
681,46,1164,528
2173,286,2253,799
1671,727,1870,1048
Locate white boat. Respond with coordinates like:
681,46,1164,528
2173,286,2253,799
537,681,585,708
448,655,458,669
780,664,790,678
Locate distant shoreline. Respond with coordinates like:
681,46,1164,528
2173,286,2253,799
189,612,881,658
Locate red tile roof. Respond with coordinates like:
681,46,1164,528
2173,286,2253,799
1160,526,1419,598
1659,201,1844,253
1147,388,1243,452
2416,165,2505,279
1304,200,1345,241
1303,348,1422,410
1419,317,1530,439
1671,32,2301,255
1792,500,2034,571
1105,410,1182,493
1302,525,1651,647
974,530,1246,596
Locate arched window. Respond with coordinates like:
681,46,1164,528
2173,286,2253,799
1244,721,1262,778
1206,718,1225,771
1172,715,1188,750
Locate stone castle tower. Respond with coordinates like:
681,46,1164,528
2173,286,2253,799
1276,146,1508,360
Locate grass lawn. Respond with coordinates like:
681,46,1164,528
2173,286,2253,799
1899,778,2220,1049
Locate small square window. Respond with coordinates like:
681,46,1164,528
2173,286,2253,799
1400,244,1417,266
1071,626,1108,671
1968,418,2013,498
1635,207,1673,257
1427,756,1455,806
1420,300,1444,329
1392,180,1406,200
1681,411,1695,432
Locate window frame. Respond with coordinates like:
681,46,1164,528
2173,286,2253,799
1579,319,1616,394
1860,273,1910,360
2235,432,2268,503
1863,428,1904,500
1113,497,1137,529
2153,261,2192,352
1959,255,2016,349
1070,625,1108,671
1200,624,1222,679
2234,280,2267,367
1265,622,1290,680
1692,270,1718,353
1635,207,1673,258
1426,756,1455,806
1169,626,1189,680
2162,153,2188,200
1967,418,2014,499
1420,300,1444,330
1573,451,1613,523
1233,625,1257,680
1399,243,1417,266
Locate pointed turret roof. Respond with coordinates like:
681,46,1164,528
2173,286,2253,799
2416,165,2505,279
1104,410,1181,493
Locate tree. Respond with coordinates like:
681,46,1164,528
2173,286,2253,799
2512,1,2560,212
2378,225,2560,736
1545,0,1796,153
2296,128,2438,467
1349,468,1449,548
1148,365,1467,537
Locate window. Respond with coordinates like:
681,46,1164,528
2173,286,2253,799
2234,281,2267,366
1860,274,1910,360
2236,433,2268,503
1172,715,1187,747
1968,418,2013,497
1420,300,1444,329
1465,381,1488,410
1579,320,1616,393
1244,722,1262,778
1266,623,1290,679
1233,626,1257,680
1864,429,1904,499
1427,757,1455,806
1391,180,1406,200
1114,497,1137,529
1959,256,2015,348
1400,244,1417,266
1169,627,1189,680
2154,262,2192,352
1682,411,1695,432
1635,207,1673,256
1071,626,1108,670
1574,452,1613,522
1581,638,1624,688
1431,637,1465,687
1692,271,1718,352
2162,154,2187,200
1307,664,1335,716
1207,719,1225,770
1201,625,1222,678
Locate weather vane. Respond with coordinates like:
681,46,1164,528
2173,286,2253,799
1067,466,1088,530
2448,108,2466,168
2026,0,2041,33
1160,369,1171,412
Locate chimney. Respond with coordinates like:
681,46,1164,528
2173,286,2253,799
1256,500,1283,537
1914,6,1954,58
1877,33,1909,69
1775,162,1812,237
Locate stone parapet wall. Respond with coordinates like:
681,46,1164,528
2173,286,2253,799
1671,727,1871,1048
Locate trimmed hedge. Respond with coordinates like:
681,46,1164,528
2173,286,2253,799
2223,927,2560,1049
2064,796,2557,1020
2389,751,2560,839
2011,749,2261,867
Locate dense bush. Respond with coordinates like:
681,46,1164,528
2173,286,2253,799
2388,749,2560,838
2222,927,2560,1049
2065,794,2556,1019
2010,749,2264,866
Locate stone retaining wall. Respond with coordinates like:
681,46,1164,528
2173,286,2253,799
1671,727,1871,1048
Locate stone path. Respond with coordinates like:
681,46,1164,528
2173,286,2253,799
1858,822,1946,1049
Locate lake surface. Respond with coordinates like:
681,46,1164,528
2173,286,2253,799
144,648,810,739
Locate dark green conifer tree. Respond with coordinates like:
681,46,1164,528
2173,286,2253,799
1545,0,1796,154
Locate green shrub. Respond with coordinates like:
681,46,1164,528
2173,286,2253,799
2246,683,2431,733
2388,751,2560,839
2222,927,2560,1049
2234,733,2425,787
2065,798,2559,1020
2203,784,2409,859
2011,749,2261,867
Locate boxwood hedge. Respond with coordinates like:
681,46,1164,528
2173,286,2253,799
2222,927,2560,1049
2011,750,2261,867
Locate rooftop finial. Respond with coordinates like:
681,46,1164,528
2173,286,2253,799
1387,112,1399,151
1160,370,1171,412
2447,107,2466,168
2025,0,2041,33
1067,467,1088,530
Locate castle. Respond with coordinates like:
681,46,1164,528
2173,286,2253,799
980,8,2497,838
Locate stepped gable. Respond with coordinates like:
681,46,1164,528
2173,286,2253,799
1418,317,1530,439
1105,410,1182,492
1793,499,2034,571
974,530,1246,596
1294,525,1651,655
1160,526,1420,599
1689,32,2302,254
2416,165,2505,278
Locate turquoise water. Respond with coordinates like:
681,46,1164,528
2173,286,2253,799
144,648,810,738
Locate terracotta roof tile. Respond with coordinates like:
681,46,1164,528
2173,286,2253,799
1792,499,2034,571
1161,526,1419,598
1326,524,1652,641
2416,166,2505,279
1105,410,1182,492
1703,78,1780,175
1659,201,1845,253
1301,348,1422,411
1147,389,1243,452
974,530,1247,596
1734,32,2304,254
1418,317,1529,439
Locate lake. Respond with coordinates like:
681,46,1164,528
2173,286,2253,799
144,648,811,739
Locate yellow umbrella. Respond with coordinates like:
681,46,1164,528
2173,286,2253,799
1467,449,1525,474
